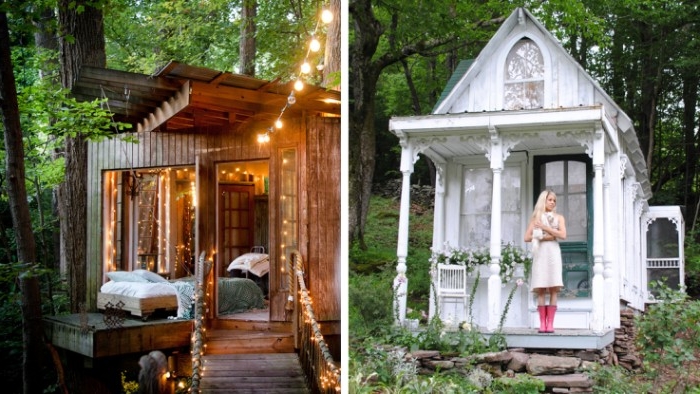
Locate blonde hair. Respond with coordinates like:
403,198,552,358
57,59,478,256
531,190,556,221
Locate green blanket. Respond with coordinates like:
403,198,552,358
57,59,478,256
217,277,266,314
172,276,265,315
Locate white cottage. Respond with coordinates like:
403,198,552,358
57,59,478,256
389,8,684,348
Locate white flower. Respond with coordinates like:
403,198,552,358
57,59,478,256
461,322,471,331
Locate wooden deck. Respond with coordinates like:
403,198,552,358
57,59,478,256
43,313,192,358
200,353,309,393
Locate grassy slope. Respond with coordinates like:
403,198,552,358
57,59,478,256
349,195,434,325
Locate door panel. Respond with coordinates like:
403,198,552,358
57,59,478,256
219,184,255,277
534,155,592,298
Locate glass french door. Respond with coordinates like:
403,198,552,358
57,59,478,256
218,184,255,278
534,155,592,298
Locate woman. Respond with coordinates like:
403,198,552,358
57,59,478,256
524,190,566,333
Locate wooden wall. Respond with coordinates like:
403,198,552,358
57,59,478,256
305,116,341,323
86,114,341,327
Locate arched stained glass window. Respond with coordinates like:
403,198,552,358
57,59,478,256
504,38,544,110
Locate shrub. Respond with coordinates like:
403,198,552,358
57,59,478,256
636,282,700,391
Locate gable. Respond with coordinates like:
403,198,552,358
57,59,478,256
435,9,607,114
427,7,651,198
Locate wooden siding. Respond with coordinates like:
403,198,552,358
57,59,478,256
306,116,341,322
87,114,340,326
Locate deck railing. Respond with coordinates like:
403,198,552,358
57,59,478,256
190,252,209,393
291,250,341,393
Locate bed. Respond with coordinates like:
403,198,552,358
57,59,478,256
98,269,265,320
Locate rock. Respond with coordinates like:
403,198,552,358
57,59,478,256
574,350,599,362
471,350,512,363
538,373,593,388
423,359,455,370
526,354,581,375
506,351,530,372
409,350,440,359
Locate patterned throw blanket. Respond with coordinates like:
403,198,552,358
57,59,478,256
170,277,265,318
217,278,265,314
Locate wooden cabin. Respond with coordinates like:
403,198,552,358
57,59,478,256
388,8,685,349
45,61,341,371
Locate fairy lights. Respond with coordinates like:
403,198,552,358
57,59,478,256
290,250,341,392
257,5,334,143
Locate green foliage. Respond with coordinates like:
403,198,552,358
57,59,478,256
103,0,326,81
586,364,650,394
491,373,545,393
636,282,700,390
348,269,395,338
121,371,138,394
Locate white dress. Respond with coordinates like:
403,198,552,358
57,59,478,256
530,213,563,291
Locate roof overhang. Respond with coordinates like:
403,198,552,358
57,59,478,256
72,61,340,133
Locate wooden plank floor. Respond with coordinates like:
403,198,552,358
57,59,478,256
200,353,309,393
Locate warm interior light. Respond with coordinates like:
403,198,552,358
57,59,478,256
275,119,283,129
300,62,311,74
294,80,304,91
321,9,333,24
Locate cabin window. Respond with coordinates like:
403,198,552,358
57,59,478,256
460,166,521,247
103,167,196,280
646,218,682,297
279,148,298,290
504,38,544,110
534,155,592,298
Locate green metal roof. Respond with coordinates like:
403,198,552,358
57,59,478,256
431,59,474,113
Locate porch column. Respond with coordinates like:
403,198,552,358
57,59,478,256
394,137,414,324
487,131,503,331
603,156,620,329
591,127,605,333
428,163,446,320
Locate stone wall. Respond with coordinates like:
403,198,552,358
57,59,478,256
401,309,643,393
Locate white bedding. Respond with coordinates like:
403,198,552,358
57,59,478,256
100,280,193,318
101,280,177,298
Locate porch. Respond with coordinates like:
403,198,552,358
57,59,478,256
482,328,615,350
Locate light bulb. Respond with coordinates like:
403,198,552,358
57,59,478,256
294,80,304,91
275,119,283,129
287,92,296,105
310,38,321,52
321,9,333,24
300,62,311,74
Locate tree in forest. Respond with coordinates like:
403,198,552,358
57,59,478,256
0,9,43,394
239,0,256,76
57,0,106,313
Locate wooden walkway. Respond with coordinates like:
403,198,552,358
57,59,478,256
199,353,309,393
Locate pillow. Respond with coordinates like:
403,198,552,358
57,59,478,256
106,271,150,283
227,253,269,272
132,269,169,283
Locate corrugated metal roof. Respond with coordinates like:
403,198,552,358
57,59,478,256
431,59,473,113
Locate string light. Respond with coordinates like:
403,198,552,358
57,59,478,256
258,4,334,144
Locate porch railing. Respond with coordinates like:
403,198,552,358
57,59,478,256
190,252,209,393
290,250,341,393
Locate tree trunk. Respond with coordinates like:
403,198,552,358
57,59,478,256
34,5,62,271
0,10,37,264
20,274,45,394
323,0,340,90
58,0,106,312
681,70,699,229
349,0,383,247
239,0,256,76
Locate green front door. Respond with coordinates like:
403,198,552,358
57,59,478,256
534,155,593,298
